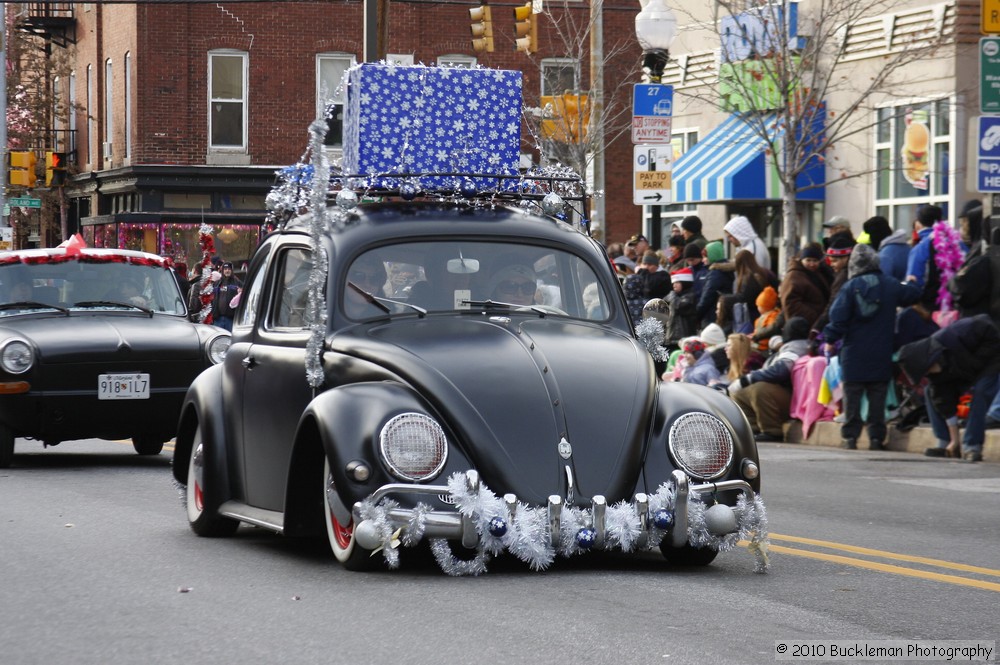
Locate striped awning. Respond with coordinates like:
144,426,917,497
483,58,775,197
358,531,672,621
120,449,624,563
671,113,824,203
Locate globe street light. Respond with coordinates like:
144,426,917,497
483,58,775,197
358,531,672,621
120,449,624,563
635,0,677,83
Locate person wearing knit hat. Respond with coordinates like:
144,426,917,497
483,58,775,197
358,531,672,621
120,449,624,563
722,216,771,271
663,267,700,348
623,251,671,325
699,322,727,348
683,242,709,301
695,240,736,328
779,243,832,329
811,235,858,337
680,337,722,386
680,215,708,252
750,285,781,353
862,216,892,251
822,244,921,450
822,215,855,252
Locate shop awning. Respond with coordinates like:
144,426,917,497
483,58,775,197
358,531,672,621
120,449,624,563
671,113,824,203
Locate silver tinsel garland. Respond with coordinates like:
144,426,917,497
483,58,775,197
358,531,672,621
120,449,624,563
357,471,769,576
635,317,669,362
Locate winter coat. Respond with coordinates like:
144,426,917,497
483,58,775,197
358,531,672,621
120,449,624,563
696,264,735,327
906,225,968,310
738,338,810,389
897,314,1000,418
664,287,700,347
877,229,911,282
812,266,850,334
624,269,671,325
734,271,777,321
779,262,832,328
689,262,709,302
948,244,1000,325
683,352,722,386
212,275,243,320
822,269,921,383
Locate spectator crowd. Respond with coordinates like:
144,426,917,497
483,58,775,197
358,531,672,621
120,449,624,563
613,204,1000,463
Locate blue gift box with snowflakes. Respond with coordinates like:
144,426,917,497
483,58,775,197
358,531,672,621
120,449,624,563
342,63,523,187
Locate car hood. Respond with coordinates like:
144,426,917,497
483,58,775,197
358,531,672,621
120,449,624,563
335,316,656,504
0,314,205,363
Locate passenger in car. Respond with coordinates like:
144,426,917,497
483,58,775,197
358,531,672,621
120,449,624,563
487,264,538,306
5,277,33,302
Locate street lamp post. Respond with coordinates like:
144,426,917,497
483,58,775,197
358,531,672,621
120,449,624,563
634,0,677,246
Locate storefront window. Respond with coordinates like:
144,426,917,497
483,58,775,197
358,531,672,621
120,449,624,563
873,98,952,229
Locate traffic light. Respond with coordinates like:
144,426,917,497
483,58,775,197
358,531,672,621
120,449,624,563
8,151,37,188
469,5,494,53
45,151,67,187
514,2,537,54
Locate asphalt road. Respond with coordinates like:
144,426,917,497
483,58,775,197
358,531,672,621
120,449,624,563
1,438,998,665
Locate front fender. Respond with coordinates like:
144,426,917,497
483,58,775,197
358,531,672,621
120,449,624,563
301,381,472,510
172,363,229,490
642,382,760,496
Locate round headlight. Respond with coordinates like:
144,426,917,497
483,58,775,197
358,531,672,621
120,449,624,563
1,340,34,374
668,412,734,480
206,334,231,365
379,413,448,482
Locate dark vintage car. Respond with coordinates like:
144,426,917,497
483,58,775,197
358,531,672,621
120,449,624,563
0,246,231,467
172,182,770,576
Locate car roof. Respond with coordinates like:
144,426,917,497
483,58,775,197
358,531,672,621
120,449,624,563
0,247,171,266
280,201,601,254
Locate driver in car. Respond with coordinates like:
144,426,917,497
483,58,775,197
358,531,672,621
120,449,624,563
488,264,539,306
345,256,388,317
5,277,32,303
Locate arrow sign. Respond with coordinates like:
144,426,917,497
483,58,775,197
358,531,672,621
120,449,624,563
642,193,664,201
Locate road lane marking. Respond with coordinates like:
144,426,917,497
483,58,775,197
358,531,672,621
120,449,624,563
769,533,1000,577
764,543,1000,593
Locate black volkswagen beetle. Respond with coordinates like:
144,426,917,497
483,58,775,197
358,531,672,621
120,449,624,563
0,246,231,467
173,191,769,575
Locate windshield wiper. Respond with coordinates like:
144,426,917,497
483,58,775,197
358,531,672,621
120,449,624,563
0,301,70,315
347,283,429,318
74,300,154,317
462,299,551,317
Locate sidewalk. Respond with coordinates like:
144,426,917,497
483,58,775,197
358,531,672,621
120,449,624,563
783,420,1000,462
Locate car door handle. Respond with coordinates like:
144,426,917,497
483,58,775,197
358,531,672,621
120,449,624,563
241,356,257,369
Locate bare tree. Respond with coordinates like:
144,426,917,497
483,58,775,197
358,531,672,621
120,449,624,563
517,0,637,195
671,0,951,262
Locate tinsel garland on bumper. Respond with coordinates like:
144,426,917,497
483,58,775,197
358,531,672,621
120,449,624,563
355,472,769,577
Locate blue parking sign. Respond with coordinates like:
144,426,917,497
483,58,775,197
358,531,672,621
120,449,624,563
977,116,1000,192
633,84,673,117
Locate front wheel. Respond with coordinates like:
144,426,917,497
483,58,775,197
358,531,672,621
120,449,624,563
186,428,239,537
0,425,14,468
132,435,165,456
323,458,377,570
659,542,719,567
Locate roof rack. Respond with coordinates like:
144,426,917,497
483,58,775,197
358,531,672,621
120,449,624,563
267,165,593,235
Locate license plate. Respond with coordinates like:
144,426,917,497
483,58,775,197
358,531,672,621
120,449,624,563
98,373,151,400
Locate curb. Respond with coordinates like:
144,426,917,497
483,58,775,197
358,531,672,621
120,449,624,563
783,420,999,462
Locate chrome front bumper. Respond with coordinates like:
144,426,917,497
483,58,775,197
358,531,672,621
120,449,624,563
352,469,756,550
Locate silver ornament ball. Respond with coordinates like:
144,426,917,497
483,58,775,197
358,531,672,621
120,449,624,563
704,503,738,536
541,192,565,216
353,520,382,550
336,189,359,211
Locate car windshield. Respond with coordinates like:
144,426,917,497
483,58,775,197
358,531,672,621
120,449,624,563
0,258,186,316
343,241,612,321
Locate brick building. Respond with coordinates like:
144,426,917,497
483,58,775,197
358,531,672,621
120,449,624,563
13,0,648,265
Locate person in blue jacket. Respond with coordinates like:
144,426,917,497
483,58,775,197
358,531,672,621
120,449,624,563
823,244,921,450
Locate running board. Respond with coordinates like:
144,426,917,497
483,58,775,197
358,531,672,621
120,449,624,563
219,501,284,533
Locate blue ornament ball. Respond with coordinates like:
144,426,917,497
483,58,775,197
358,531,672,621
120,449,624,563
653,509,674,529
460,178,478,198
487,517,508,538
576,527,596,549
400,182,419,201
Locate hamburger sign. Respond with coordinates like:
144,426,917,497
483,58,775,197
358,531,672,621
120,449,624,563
901,108,930,190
